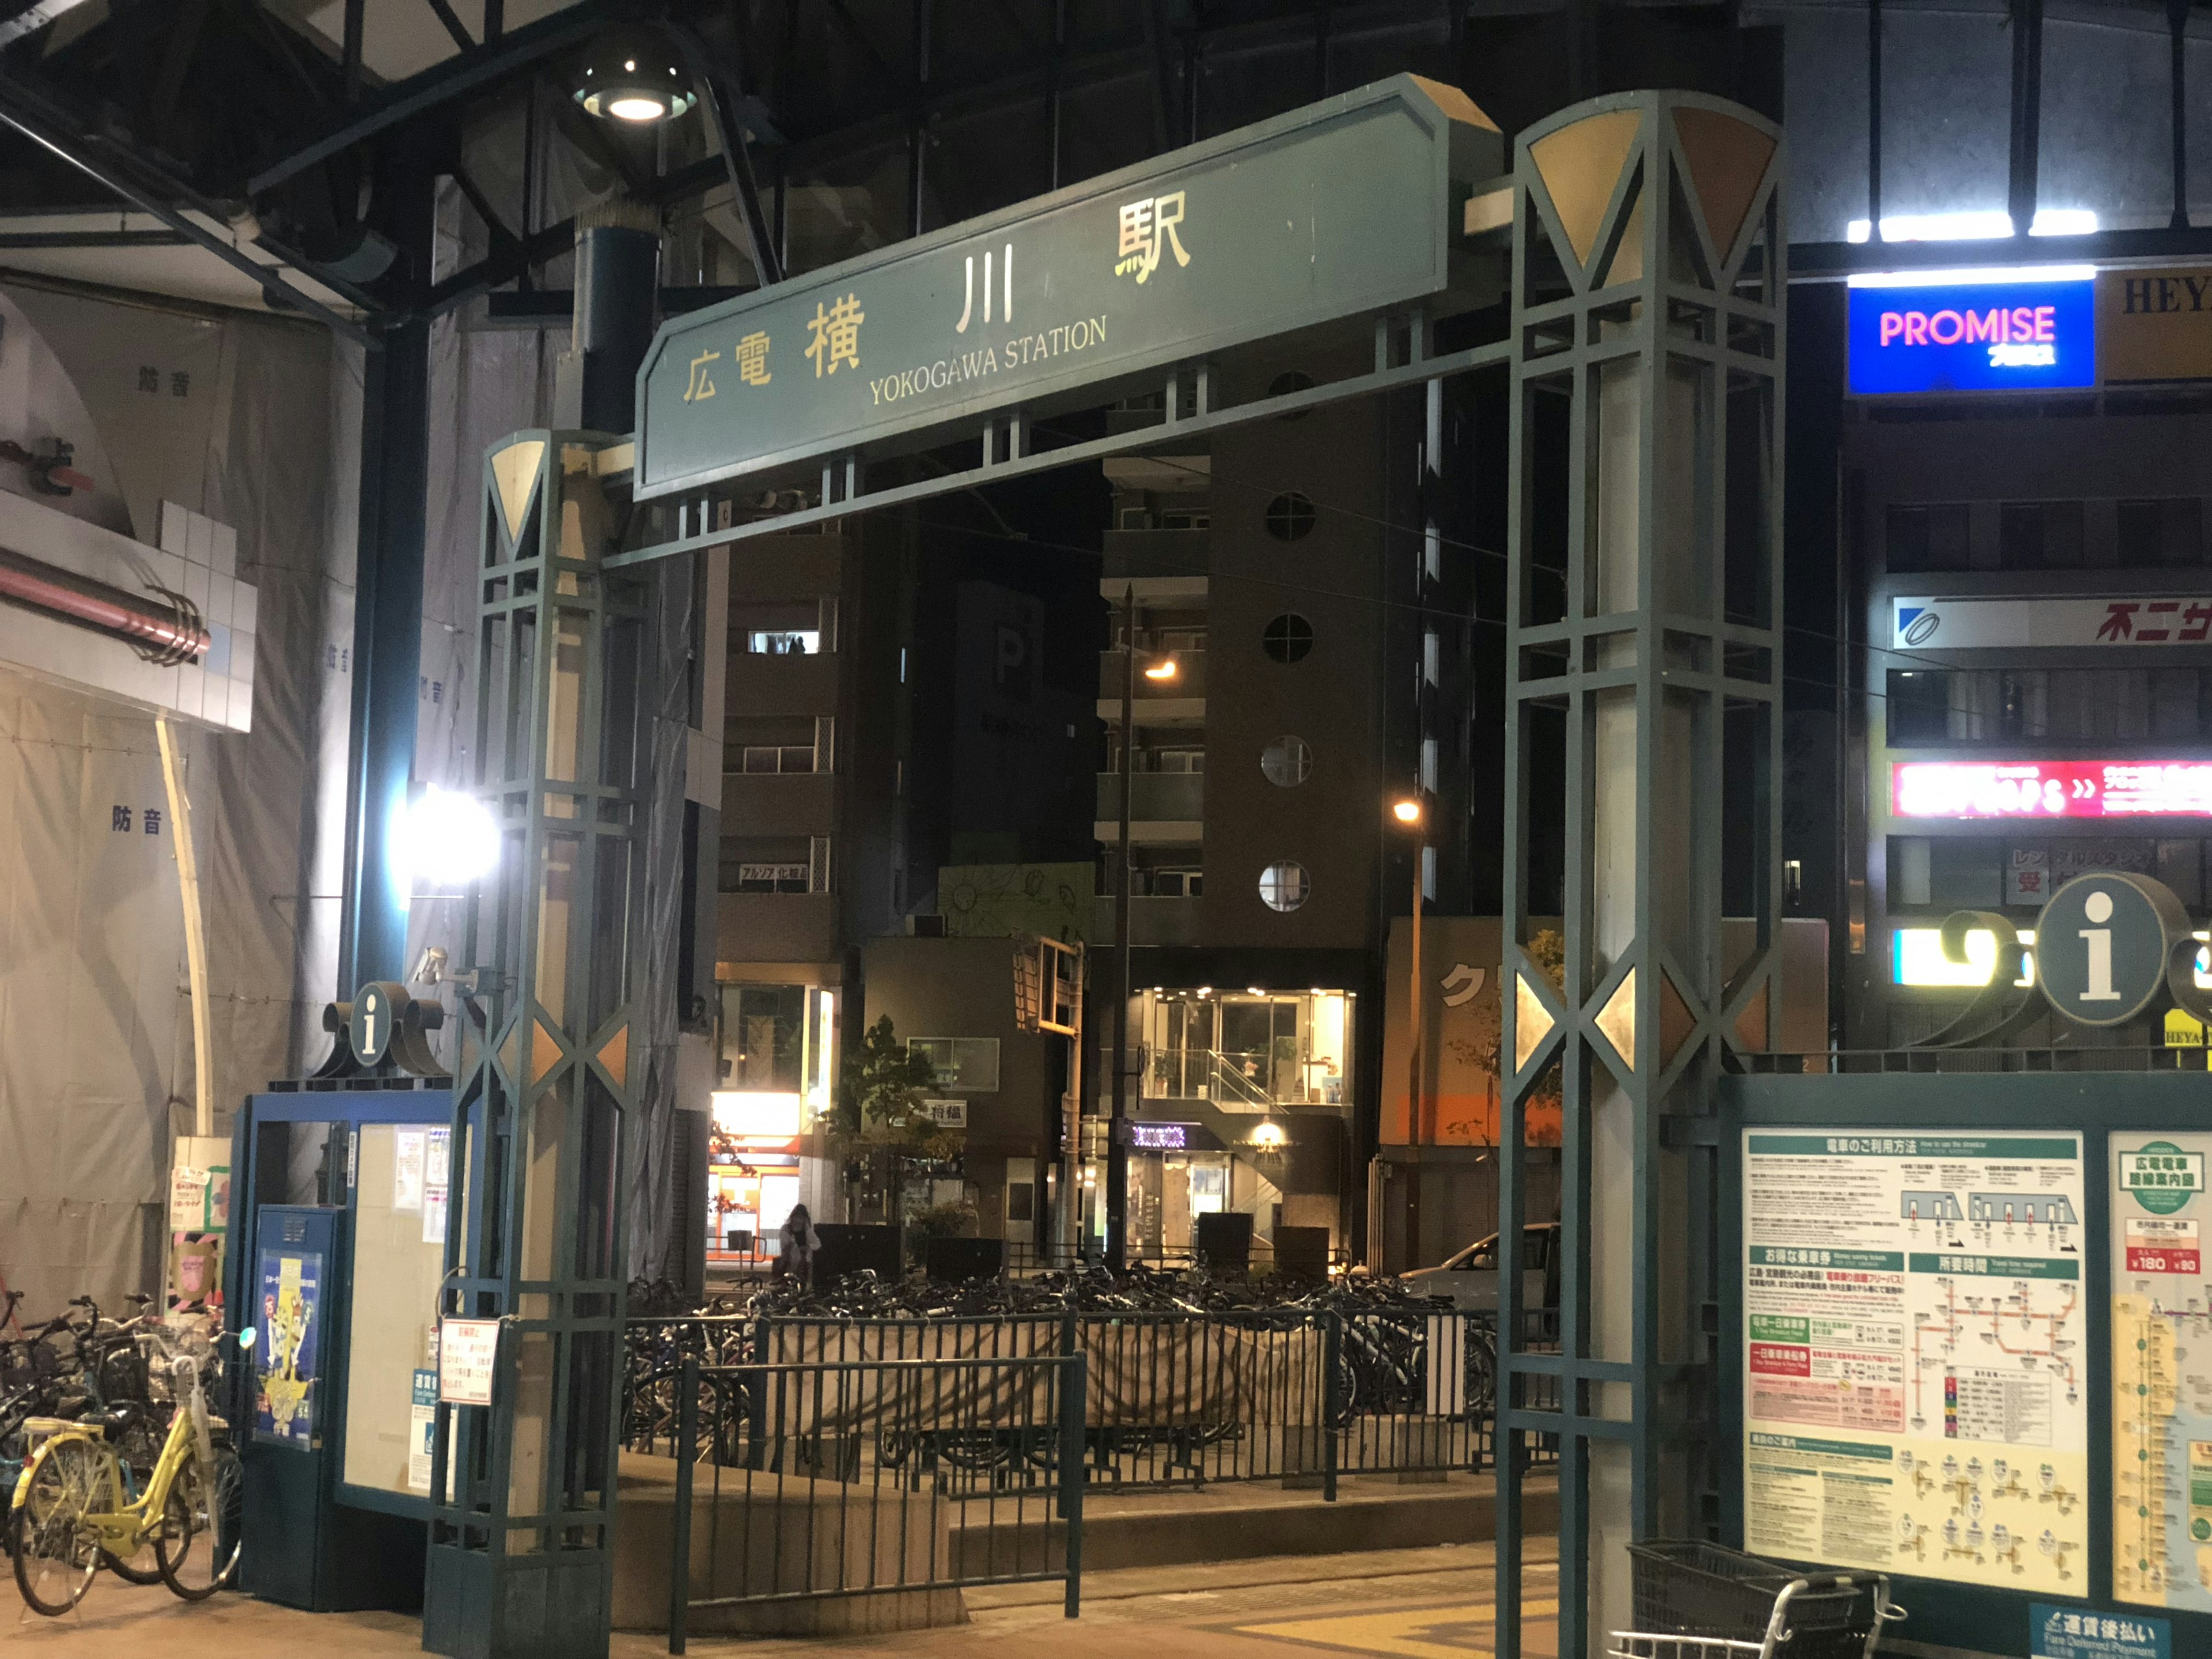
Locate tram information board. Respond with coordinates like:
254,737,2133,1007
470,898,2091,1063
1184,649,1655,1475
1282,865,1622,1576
2111,1130,2212,1610
1742,1131,2089,1593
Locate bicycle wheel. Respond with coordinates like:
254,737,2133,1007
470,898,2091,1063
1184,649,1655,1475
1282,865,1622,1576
10,1438,108,1616
155,1448,242,1599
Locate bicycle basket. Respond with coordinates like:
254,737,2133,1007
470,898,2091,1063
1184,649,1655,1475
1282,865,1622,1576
97,1344,151,1404
1628,1541,1884,1659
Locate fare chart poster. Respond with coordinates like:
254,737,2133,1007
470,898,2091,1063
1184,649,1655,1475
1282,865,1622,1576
1743,1131,2088,1593
2111,1131,2212,1610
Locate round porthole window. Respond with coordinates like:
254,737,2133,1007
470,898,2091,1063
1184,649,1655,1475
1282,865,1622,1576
1260,736,1311,787
1265,492,1316,541
1262,612,1313,663
1258,860,1310,913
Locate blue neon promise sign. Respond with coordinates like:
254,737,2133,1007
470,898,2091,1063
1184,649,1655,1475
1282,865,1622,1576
1847,267,2096,395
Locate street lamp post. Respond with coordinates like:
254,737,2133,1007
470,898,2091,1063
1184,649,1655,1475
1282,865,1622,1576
1393,797,1426,1217
1107,585,1177,1271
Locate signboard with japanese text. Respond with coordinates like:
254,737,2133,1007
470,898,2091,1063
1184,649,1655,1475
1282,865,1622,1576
1891,595,2212,652
634,75,1502,498
1894,762,2212,820
2099,265,2212,385
2110,1132,2212,1612
2035,1604,2171,1659
1849,270,2096,396
1742,1131,2089,1593
438,1317,499,1407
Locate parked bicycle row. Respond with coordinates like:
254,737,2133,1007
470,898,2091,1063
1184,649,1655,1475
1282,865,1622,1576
1,1289,244,1615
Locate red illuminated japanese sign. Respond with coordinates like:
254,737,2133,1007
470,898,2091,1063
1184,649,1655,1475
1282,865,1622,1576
1893,760,2212,819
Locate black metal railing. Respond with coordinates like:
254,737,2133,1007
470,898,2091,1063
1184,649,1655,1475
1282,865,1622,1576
628,1305,1535,1499
661,1351,1084,1652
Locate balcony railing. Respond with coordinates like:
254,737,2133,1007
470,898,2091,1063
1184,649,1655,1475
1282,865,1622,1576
1095,770,1204,823
1141,1046,1350,1111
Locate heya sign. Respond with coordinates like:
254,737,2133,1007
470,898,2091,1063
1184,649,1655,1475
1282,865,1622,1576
1893,760,2212,820
1891,595,2212,650
1848,267,2094,394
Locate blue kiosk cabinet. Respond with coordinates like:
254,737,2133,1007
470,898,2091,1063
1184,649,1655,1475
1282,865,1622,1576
230,1077,456,1612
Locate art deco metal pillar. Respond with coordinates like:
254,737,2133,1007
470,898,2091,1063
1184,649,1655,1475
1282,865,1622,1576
424,431,644,1659
1496,94,1785,1658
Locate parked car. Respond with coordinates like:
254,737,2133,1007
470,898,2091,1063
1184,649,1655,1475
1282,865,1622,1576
1401,1222,1561,1312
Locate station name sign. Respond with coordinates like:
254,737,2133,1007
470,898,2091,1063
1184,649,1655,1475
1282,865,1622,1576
1892,759,2212,819
1891,594,2212,650
1847,267,2094,395
632,74,1501,499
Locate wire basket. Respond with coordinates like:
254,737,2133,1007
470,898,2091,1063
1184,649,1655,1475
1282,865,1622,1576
1627,1542,1887,1659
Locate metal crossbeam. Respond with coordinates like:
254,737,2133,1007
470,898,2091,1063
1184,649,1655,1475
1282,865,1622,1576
603,336,1511,571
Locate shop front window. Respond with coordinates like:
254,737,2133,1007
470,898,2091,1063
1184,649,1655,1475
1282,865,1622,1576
1140,988,1351,1109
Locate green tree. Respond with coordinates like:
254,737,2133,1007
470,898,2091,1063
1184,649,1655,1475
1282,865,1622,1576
836,1016,961,1229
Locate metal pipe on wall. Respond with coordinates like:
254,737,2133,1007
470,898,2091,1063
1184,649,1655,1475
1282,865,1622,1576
0,546,207,662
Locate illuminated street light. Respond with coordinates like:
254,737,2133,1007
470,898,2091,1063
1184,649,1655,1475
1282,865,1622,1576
1392,797,1423,825
402,786,501,890
1143,656,1179,681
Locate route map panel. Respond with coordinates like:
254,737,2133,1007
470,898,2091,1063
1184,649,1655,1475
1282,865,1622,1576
2111,1130,2212,1610
1743,1131,2088,1594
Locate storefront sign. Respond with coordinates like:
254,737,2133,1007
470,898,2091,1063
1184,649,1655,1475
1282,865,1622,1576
1118,1120,1222,1152
2099,265,2212,385
438,1317,500,1407
922,1098,968,1128
635,75,1498,497
1743,1131,2088,1593
1891,594,2212,651
1893,760,2212,819
1849,268,2095,395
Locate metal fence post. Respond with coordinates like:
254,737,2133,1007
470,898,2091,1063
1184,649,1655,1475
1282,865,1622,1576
670,1353,698,1655
1062,1351,1086,1618
1323,1310,1340,1503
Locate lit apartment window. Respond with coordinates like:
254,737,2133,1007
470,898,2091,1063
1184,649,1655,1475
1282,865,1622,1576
907,1037,1001,1092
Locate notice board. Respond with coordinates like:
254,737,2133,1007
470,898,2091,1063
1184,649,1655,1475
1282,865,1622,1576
1742,1130,2089,1593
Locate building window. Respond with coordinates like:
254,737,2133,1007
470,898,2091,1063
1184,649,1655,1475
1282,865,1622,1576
1260,735,1311,787
2118,498,2205,568
1258,860,1310,912
1998,501,2084,570
907,1037,1001,1092
1151,867,1203,897
1885,503,1970,574
1887,670,1952,744
1264,491,1317,541
1262,612,1314,662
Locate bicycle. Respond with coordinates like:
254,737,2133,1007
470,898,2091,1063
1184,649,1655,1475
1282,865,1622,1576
8,1324,245,1615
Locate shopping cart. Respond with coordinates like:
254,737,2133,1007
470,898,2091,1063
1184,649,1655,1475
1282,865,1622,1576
1609,1541,1906,1659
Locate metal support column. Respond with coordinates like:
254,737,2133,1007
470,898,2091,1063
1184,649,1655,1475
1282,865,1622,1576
1497,93,1785,1659
339,155,435,993
423,431,646,1659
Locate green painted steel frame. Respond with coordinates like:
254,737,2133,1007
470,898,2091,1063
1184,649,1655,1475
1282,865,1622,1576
422,431,647,1659
1495,90,1787,1659
1722,1069,2212,1657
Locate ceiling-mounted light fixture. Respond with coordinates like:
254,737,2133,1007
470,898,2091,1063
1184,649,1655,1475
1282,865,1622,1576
574,31,698,124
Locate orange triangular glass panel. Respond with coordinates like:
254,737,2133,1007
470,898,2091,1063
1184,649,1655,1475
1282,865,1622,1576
490,438,545,548
497,1020,522,1085
1732,980,1771,1054
1673,108,1775,271
1597,169,1646,287
1529,109,1642,270
530,1018,563,1084
1594,967,1637,1073
596,1023,630,1090
1659,967,1700,1070
1513,972,1557,1073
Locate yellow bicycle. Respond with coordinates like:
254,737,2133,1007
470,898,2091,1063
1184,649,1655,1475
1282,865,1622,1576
9,1325,244,1616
